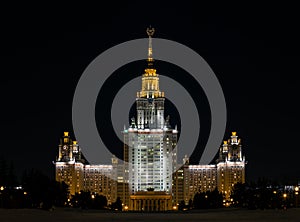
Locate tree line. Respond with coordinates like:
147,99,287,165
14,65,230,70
0,158,122,210
182,178,299,210
1,157,298,210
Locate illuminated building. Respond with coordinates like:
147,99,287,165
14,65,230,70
216,132,246,199
54,132,117,205
181,132,245,203
54,28,246,210
186,165,217,202
121,27,178,210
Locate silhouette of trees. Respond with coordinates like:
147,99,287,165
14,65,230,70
231,179,295,210
0,158,16,187
192,188,223,209
2,156,299,211
70,191,107,209
0,159,24,208
21,169,69,209
0,157,8,186
110,197,122,211
231,182,247,207
178,200,186,210
0,166,69,209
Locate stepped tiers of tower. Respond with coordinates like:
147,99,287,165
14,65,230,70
54,28,245,211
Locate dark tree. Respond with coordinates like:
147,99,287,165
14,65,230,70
71,191,91,209
92,194,107,209
7,161,17,187
0,157,8,186
71,191,107,209
231,182,247,207
111,197,122,211
21,169,69,209
193,189,223,209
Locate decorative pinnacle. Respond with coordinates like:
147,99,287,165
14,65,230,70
146,27,155,37
146,27,155,63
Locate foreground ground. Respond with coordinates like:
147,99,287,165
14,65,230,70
0,208,300,222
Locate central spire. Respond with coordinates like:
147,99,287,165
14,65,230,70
137,27,164,99
146,27,155,66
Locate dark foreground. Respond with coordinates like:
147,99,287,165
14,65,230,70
1,208,300,222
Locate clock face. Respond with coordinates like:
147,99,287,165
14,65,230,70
63,145,68,150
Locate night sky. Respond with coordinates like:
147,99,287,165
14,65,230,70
1,2,299,182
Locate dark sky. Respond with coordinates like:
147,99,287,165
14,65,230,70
1,2,299,182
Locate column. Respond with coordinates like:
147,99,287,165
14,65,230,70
164,199,167,211
151,199,154,211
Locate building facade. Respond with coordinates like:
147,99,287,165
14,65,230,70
54,132,117,205
184,132,246,202
54,28,246,210
123,28,178,204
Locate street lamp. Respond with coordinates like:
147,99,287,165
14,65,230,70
283,193,287,198
283,193,287,210
295,186,299,208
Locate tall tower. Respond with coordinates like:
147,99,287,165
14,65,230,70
123,28,178,198
217,132,245,199
136,27,165,129
54,132,85,195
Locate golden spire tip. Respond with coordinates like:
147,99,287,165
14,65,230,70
146,27,155,37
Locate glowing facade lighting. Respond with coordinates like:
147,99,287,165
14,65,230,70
53,28,247,210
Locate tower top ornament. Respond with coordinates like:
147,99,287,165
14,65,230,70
146,27,155,64
146,27,155,37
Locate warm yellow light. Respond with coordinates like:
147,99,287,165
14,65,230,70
295,186,299,192
67,198,70,202
23,191,27,195
172,206,177,210
296,192,299,195
64,132,69,137
91,194,95,199
144,68,157,76
73,141,78,145
0,186,4,191
283,193,287,198
273,191,277,194
124,205,129,210
230,198,233,202
223,141,228,145
205,195,208,199
232,132,237,136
